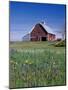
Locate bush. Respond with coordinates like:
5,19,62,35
56,38,62,41
54,40,65,47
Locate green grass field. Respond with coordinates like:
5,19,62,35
9,41,66,88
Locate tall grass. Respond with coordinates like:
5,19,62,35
9,42,66,88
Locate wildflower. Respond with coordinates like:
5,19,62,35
15,62,17,65
25,60,32,64
10,60,17,65
53,61,55,65
25,60,29,64
29,62,32,64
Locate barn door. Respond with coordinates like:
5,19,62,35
42,37,47,41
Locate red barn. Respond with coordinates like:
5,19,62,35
22,22,56,41
30,23,55,41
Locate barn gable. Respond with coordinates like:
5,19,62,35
31,23,48,41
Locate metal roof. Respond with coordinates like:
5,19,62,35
39,23,55,34
30,22,55,35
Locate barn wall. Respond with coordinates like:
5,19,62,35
31,24,47,41
47,33,55,41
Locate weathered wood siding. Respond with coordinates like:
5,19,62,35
30,23,55,41
47,33,55,41
31,24,47,41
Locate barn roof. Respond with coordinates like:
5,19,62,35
30,22,55,35
39,23,55,35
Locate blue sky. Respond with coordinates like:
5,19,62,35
10,1,66,41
